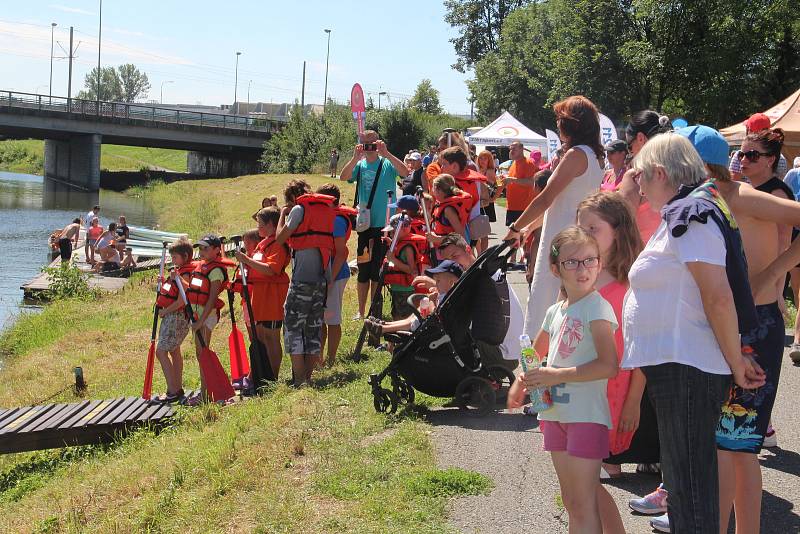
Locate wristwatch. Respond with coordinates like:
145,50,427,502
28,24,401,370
509,223,520,233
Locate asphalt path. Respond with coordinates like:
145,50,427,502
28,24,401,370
431,205,800,533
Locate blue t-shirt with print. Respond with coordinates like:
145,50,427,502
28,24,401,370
348,157,397,228
332,215,350,281
783,169,800,201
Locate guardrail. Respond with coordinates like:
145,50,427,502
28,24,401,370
0,90,284,134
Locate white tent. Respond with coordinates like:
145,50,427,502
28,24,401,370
467,111,548,155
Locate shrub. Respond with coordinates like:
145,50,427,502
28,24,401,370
41,263,95,301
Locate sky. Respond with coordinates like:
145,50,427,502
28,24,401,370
0,1,474,114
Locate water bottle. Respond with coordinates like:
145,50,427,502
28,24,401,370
519,334,552,412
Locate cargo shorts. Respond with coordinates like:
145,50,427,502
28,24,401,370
283,280,326,355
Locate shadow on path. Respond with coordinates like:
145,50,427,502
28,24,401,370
426,407,539,432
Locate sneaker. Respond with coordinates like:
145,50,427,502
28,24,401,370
650,513,670,533
790,343,800,364
636,462,661,474
763,425,778,448
629,483,668,515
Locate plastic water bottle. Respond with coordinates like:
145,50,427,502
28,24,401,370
419,296,434,318
519,334,552,412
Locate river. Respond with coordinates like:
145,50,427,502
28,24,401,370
0,171,157,332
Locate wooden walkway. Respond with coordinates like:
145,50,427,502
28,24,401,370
0,392,196,454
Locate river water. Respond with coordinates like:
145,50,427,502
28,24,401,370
0,171,157,332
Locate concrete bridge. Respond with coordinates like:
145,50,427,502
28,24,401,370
0,90,286,190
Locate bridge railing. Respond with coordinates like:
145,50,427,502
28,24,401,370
0,90,283,133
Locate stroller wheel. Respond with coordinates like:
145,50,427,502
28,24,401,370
373,388,398,414
485,366,516,405
393,378,415,405
455,376,497,416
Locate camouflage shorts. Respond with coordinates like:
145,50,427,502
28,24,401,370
283,281,326,355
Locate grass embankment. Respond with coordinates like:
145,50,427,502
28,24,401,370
0,173,490,533
0,139,188,175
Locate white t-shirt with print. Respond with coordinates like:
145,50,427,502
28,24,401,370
622,220,731,375
538,291,618,428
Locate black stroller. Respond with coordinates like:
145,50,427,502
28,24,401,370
369,242,516,415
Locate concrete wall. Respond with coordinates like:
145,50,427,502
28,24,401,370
187,150,262,177
43,134,102,190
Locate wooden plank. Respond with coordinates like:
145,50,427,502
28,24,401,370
135,402,165,422
0,407,34,431
58,400,102,429
75,399,116,427
37,401,90,431
95,396,139,425
0,404,61,434
21,403,74,433
110,398,150,424
0,407,26,428
84,397,128,425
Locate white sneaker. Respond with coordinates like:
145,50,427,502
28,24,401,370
763,426,778,448
650,513,670,533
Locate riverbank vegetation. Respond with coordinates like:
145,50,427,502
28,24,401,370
0,139,188,175
0,173,490,532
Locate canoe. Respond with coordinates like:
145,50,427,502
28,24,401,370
128,225,188,242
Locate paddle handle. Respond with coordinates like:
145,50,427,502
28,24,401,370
174,272,208,350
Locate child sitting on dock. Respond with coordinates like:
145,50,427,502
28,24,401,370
154,239,195,402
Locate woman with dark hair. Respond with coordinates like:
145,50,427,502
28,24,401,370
502,95,605,338
618,110,672,242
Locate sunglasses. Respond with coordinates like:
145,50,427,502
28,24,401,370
559,257,600,271
630,169,644,185
737,150,772,162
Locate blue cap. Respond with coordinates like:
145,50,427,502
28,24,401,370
424,260,464,278
389,194,420,211
676,125,729,167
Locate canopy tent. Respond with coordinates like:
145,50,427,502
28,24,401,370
467,111,548,155
721,87,800,163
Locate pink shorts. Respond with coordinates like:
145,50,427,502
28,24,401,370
541,420,610,459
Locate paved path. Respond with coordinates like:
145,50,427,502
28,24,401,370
432,205,800,533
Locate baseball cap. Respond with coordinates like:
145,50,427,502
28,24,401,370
744,112,771,133
676,125,730,167
604,139,628,153
382,213,410,233
194,234,222,248
530,149,542,162
388,194,420,211
424,260,464,278
408,151,422,161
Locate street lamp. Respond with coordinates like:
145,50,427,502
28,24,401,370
247,79,252,109
378,91,387,111
97,0,102,105
323,29,331,111
160,80,173,104
234,51,242,111
49,22,57,101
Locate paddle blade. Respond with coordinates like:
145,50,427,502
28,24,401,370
198,347,236,402
249,339,274,392
142,341,156,400
228,326,249,381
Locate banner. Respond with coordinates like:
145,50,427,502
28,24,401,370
545,129,561,162
350,83,366,136
599,113,617,146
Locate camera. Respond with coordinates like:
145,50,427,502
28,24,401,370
362,143,377,152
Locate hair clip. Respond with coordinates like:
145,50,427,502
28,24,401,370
551,244,559,258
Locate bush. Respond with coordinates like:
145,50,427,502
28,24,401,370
41,263,95,301
379,106,426,159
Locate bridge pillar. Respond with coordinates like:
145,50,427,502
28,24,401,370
187,150,261,178
44,134,102,191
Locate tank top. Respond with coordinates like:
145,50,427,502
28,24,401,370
525,145,604,336
755,176,794,200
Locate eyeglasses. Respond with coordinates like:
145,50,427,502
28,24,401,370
559,257,600,271
630,169,643,185
737,150,772,162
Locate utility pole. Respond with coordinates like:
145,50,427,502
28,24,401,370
97,0,102,109
67,26,74,106
247,79,252,109
470,97,474,122
49,22,57,102
301,60,306,114
323,29,331,111
378,91,387,112
234,51,242,111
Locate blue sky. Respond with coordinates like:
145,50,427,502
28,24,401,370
1,1,473,114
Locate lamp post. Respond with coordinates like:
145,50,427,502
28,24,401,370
234,51,242,111
378,91,387,111
323,29,331,111
247,79,252,109
49,22,57,102
97,0,102,106
160,80,173,104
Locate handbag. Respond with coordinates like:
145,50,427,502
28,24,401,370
468,211,492,239
353,158,385,233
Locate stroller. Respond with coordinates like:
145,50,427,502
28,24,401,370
369,242,516,415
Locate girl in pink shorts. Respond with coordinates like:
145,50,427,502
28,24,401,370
509,226,621,533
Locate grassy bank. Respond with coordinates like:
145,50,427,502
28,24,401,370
0,173,490,533
0,139,188,175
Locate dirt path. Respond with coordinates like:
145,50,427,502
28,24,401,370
431,205,800,533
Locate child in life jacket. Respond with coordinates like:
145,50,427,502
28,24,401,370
383,210,431,322
235,208,290,379
154,239,195,402
185,234,233,400
234,230,261,340
428,174,472,246
276,179,335,387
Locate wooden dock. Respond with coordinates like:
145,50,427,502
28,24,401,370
0,392,196,454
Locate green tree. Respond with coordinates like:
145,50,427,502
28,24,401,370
116,63,151,102
380,106,426,158
409,79,443,114
78,67,122,101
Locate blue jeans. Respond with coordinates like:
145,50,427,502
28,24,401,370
642,363,731,534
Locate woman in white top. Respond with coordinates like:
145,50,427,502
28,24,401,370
503,95,605,337
622,134,765,533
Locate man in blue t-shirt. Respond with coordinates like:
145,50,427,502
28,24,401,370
339,129,408,319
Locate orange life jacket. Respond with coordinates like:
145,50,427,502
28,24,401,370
454,168,487,211
432,191,472,236
408,216,427,236
155,261,198,309
287,193,336,269
334,205,358,242
246,237,290,284
384,234,430,287
186,256,235,309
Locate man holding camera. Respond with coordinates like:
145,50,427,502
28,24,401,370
339,130,409,320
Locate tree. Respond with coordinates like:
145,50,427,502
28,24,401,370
78,67,122,101
117,64,150,102
409,79,443,114
380,105,427,158
444,0,532,72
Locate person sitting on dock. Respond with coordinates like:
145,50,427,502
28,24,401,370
58,218,81,263
83,205,100,261
91,244,121,273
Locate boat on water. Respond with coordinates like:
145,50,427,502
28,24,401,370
128,225,188,242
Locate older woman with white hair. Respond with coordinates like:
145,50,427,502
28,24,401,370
622,133,766,533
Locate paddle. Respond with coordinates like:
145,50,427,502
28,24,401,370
416,185,436,261
224,235,249,383
236,242,274,393
142,242,168,400
174,271,236,403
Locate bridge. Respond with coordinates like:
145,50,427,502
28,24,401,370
0,90,287,190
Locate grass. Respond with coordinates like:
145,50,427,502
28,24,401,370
0,139,188,174
0,173,491,533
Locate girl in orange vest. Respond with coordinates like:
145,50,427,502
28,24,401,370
428,174,471,246
235,208,290,379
